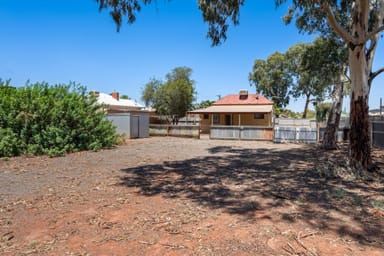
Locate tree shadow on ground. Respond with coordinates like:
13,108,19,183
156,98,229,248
119,144,384,248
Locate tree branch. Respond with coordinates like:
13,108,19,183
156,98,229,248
362,25,384,44
366,1,384,73
366,1,384,43
369,67,384,84
320,3,355,45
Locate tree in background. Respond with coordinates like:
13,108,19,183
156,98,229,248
192,100,215,110
249,52,292,112
303,37,349,149
141,67,196,122
141,78,162,107
281,3,350,150
120,95,131,99
249,40,335,119
286,42,329,119
315,102,332,122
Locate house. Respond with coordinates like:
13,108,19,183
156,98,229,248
95,91,144,113
93,91,150,139
188,90,274,140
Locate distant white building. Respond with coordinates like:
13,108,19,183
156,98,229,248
93,91,143,113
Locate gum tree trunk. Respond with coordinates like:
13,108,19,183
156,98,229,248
322,79,344,150
321,0,384,170
302,94,310,119
348,1,372,169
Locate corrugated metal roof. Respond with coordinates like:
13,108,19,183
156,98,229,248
97,92,143,108
214,94,273,105
189,105,273,114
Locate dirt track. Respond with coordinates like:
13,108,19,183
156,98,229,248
1,137,383,255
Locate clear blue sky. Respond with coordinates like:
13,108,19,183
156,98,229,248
1,0,383,112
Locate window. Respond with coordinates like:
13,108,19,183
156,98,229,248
203,114,209,119
254,113,264,119
213,114,220,124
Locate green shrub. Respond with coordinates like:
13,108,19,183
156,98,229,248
0,128,20,157
0,80,118,157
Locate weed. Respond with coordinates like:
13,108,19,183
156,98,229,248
370,200,384,211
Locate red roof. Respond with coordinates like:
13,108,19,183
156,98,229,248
214,94,273,105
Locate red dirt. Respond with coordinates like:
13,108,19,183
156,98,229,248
1,137,383,255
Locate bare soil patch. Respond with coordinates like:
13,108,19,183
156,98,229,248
1,137,383,255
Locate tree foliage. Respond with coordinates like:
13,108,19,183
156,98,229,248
192,100,215,110
0,80,118,157
315,102,332,122
250,38,342,118
249,52,292,109
141,78,161,107
141,67,196,119
95,0,244,45
120,95,131,99
286,38,348,118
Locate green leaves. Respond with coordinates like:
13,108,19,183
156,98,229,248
141,67,196,120
198,0,245,45
249,37,347,117
95,0,245,46
0,80,117,157
249,52,292,109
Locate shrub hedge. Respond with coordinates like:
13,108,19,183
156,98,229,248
0,80,118,157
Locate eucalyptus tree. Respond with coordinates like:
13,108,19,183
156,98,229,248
249,52,292,111
285,42,329,119
301,37,349,149
288,37,349,149
95,0,384,170
276,0,384,169
161,67,196,120
141,78,162,108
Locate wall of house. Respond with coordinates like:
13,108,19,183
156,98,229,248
199,113,272,130
231,113,272,126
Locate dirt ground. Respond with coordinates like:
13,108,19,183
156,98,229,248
1,136,384,256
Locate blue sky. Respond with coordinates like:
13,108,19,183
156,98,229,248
1,0,383,112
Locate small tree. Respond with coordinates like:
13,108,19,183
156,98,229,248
141,78,161,107
141,67,196,122
249,52,292,110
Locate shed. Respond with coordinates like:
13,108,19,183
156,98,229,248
94,91,150,138
107,112,149,139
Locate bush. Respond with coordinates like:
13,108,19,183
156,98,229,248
0,80,118,157
0,128,20,157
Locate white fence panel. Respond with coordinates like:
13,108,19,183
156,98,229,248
274,127,317,143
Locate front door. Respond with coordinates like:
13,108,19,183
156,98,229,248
225,115,231,125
